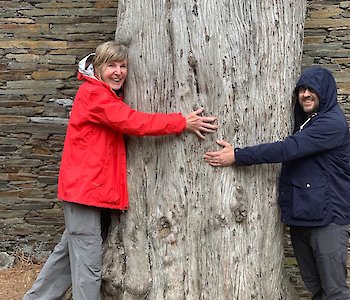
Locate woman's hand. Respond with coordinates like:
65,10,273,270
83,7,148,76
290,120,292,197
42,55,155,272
185,108,218,139
204,140,235,166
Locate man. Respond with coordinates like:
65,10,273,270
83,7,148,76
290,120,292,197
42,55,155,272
204,67,350,300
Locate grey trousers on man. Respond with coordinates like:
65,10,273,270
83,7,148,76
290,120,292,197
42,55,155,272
290,223,350,300
23,202,102,300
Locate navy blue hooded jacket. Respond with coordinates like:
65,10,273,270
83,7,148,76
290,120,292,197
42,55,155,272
235,67,350,226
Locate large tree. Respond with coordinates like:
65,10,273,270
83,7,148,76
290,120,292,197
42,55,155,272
102,1,306,299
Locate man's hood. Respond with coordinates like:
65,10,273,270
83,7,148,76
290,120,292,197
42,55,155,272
293,67,338,130
78,53,96,78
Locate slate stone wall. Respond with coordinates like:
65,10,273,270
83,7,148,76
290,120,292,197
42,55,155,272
302,0,350,119
0,0,118,256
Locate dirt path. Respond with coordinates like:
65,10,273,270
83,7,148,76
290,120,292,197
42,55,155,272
1,261,311,300
0,262,41,300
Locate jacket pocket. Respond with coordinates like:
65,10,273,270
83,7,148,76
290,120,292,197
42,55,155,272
291,177,326,220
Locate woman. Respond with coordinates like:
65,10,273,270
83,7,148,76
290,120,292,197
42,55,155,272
24,41,217,300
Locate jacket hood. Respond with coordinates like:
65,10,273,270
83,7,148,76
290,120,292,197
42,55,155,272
78,53,96,78
293,67,338,130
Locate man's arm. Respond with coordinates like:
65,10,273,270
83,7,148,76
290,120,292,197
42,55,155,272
204,116,348,167
204,140,236,166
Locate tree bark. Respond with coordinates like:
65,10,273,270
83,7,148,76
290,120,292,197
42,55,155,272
102,1,306,299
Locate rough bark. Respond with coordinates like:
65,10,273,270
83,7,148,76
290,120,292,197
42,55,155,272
102,1,306,299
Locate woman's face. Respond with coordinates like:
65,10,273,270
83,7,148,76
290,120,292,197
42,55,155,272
99,59,128,90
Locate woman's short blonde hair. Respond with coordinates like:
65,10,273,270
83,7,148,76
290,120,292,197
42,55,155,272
93,41,128,71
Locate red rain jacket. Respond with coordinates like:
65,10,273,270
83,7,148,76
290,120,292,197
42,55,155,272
58,73,186,210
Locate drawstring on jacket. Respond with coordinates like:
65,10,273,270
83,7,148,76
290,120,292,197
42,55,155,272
299,113,318,131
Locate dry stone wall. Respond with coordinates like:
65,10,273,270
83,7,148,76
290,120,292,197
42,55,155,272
302,0,350,119
0,0,118,256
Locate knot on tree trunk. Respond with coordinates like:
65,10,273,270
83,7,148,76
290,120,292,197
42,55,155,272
231,202,248,223
158,216,172,238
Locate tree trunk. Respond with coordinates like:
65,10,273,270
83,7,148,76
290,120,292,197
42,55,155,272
102,1,306,299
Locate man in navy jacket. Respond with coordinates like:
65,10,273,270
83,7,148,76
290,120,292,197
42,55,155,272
204,67,350,299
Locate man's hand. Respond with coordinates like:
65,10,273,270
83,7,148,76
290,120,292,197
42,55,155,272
185,108,218,139
204,140,235,166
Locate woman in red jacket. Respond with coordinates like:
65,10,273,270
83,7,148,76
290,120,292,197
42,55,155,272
24,41,217,300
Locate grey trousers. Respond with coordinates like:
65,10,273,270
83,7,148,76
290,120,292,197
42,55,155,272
24,202,102,300
290,223,350,300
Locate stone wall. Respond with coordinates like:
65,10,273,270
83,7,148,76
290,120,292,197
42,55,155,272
0,0,118,256
302,0,350,118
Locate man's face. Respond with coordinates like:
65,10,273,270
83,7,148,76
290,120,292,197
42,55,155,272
298,86,320,116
